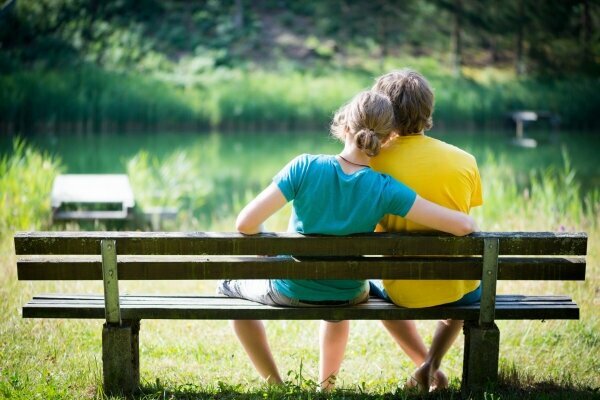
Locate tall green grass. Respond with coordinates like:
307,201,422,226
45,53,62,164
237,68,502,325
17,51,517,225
0,66,199,135
0,139,62,243
473,148,600,231
2,63,599,134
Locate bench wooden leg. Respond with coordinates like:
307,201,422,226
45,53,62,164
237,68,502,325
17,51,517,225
461,321,500,395
102,319,140,395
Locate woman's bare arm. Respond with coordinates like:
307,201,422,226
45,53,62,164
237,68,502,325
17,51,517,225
404,195,478,236
236,183,288,235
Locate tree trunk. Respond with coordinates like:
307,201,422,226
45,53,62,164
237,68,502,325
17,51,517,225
234,0,244,32
515,0,525,76
581,0,592,67
450,0,462,77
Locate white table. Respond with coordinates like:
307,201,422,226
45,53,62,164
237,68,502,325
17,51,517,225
51,174,135,221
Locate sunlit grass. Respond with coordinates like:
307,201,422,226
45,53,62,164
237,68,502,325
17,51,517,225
0,138,598,399
0,138,62,241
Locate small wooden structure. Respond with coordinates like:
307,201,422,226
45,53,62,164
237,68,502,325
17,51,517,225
510,110,560,148
511,111,538,148
51,174,135,222
14,231,587,396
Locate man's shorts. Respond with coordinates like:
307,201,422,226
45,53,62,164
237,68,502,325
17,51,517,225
368,280,482,306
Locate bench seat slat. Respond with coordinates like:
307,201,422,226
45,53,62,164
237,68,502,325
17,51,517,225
28,293,576,302
17,256,586,281
22,294,579,321
14,232,588,256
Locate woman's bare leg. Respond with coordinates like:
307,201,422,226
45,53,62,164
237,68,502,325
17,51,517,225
319,320,350,391
231,320,283,384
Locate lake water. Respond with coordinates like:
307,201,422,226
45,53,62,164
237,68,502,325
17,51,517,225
3,129,598,182
2,129,598,231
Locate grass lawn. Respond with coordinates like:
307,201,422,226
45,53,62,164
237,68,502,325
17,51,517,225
1,229,598,399
0,136,598,399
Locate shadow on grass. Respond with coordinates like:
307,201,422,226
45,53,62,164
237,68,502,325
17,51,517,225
103,378,599,400
99,365,599,400
116,382,451,400
101,376,600,400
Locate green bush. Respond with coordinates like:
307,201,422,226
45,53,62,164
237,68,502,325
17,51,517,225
0,138,62,237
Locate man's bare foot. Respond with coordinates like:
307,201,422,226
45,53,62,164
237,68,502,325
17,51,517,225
405,362,434,393
430,369,448,390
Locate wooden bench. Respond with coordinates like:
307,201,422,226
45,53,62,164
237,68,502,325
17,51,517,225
14,231,587,395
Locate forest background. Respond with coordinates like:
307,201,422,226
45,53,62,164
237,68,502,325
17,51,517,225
0,1,599,399
1,0,599,134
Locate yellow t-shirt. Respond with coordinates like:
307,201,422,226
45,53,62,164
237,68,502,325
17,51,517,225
370,134,483,308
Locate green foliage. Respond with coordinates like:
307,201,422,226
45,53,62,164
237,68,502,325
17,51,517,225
472,149,600,232
1,0,598,135
0,138,62,237
1,63,599,134
0,66,199,134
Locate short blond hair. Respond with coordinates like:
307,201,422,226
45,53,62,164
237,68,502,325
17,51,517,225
372,69,434,135
330,91,395,157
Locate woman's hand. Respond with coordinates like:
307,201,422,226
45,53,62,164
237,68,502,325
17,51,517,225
404,195,478,236
236,183,288,235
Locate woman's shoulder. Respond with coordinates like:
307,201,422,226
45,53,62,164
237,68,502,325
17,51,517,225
291,153,335,167
291,153,333,162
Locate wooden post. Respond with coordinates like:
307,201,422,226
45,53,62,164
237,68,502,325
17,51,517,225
102,319,140,395
101,240,120,325
479,238,499,327
462,238,500,394
101,240,140,394
462,321,500,396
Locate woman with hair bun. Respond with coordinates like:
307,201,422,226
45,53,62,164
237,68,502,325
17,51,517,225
218,90,478,391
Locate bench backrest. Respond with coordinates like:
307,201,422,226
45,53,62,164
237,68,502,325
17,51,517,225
15,231,587,326
15,231,587,281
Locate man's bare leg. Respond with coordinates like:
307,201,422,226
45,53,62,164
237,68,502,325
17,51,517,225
231,320,283,384
380,320,448,389
319,320,350,391
411,319,463,392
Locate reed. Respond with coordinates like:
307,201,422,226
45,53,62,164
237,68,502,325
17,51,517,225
1,64,599,134
0,138,62,242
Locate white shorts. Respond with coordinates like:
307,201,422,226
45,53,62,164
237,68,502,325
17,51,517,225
217,279,368,307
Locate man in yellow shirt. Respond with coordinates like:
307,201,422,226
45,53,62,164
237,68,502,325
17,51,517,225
370,69,483,391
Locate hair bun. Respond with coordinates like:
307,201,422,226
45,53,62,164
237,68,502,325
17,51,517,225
355,128,381,157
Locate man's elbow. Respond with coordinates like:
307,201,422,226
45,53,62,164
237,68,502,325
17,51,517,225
454,217,476,236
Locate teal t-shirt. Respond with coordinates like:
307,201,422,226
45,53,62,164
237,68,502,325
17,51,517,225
272,154,417,301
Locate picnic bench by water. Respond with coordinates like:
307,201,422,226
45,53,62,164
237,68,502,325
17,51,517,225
14,231,587,396
51,174,135,222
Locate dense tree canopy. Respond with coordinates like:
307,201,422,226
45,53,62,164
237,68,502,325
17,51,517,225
1,0,598,76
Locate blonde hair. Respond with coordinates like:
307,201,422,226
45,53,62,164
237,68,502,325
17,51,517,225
330,91,395,157
372,69,434,136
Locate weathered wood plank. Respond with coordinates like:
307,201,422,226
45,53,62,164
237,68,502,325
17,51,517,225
17,256,586,281
22,295,579,320
101,240,121,325
28,294,576,302
479,238,499,326
102,320,139,395
14,232,588,256
462,322,500,393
